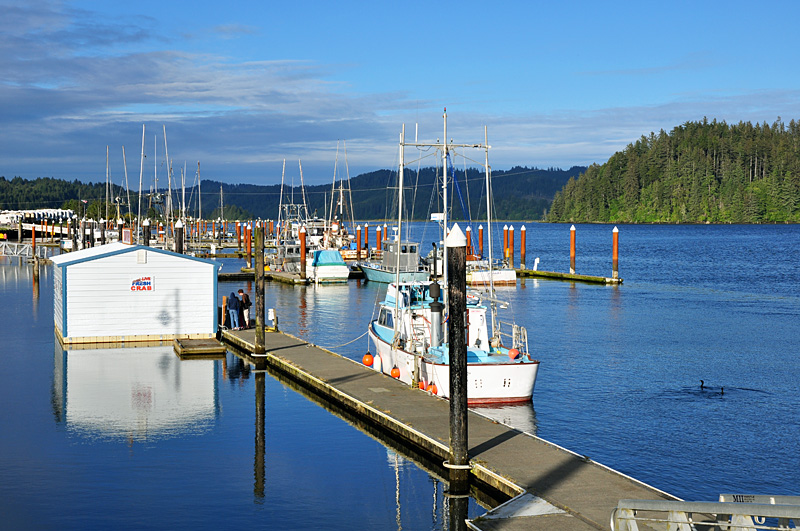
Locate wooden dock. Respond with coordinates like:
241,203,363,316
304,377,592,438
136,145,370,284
219,270,309,284
516,268,623,285
173,337,226,357
219,327,674,530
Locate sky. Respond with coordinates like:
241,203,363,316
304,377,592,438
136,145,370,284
3,0,800,188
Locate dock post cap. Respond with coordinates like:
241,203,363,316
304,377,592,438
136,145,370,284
445,224,467,248
175,219,183,228
142,218,150,226
570,224,576,230
521,225,526,231
613,226,619,232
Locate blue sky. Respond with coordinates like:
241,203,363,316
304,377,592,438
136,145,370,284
3,0,800,188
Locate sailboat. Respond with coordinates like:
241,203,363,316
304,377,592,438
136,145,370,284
365,111,539,404
271,160,350,283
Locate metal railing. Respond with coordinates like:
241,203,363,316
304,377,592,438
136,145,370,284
611,498,800,530
0,242,50,258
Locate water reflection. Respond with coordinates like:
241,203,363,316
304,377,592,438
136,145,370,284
470,402,538,436
52,341,220,442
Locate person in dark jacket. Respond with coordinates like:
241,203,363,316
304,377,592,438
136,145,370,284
227,291,240,329
238,289,252,329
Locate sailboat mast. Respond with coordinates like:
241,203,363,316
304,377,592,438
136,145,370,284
197,162,201,221
105,145,109,222
395,125,405,289
137,124,145,244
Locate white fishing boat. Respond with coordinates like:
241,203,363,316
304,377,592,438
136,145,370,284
364,111,539,404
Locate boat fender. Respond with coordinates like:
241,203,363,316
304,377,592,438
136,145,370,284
390,366,400,379
373,355,382,372
508,348,520,360
362,353,374,367
428,383,438,395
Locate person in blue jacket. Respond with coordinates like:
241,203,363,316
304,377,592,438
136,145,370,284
227,291,241,330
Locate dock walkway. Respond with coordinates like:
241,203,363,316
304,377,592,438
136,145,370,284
220,328,674,530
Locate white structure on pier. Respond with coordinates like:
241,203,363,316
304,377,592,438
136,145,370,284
51,242,219,346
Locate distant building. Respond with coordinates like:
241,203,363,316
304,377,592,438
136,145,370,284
51,242,220,346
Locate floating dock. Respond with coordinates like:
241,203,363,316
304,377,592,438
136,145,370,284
173,337,226,357
516,268,622,285
219,327,673,530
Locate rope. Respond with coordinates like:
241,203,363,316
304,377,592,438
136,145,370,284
319,330,368,350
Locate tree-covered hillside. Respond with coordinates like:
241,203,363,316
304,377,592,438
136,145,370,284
548,118,800,223
0,166,584,222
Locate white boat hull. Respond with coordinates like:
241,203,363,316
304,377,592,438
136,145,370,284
368,325,538,404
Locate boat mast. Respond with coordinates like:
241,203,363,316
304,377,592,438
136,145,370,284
484,125,497,337
137,124,145,244
393,125,405,344
197,162,201,221
442,109,449,291
105,145,109,222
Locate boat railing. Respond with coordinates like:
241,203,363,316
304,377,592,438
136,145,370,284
611,498,800,530
496,321,529,355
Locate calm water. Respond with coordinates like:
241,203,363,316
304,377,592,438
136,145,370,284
2,223,799,528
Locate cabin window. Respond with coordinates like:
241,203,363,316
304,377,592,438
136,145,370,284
401,245,408,253
378,308,393,328
409,245,416,253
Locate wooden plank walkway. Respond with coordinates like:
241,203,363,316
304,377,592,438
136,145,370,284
219,328,674,530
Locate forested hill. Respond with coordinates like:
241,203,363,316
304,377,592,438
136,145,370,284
547,118,800,223
0,166,584,221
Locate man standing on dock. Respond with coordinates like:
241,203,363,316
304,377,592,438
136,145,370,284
238,289,252,329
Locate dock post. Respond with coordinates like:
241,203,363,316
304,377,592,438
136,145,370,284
269,219,274,239
174,220,184,254
570,224,576,275
356,225,362,260
17,219,22,243
503,224,508,261
254,225,266,354
247,224,252,269
478,224,483,257
509,225,515,268
32,222,36,255
71,216,77,251
142,219,150,247
466,226,472,257
364,223,369,257
237,222,242,250
446,224,469,492
520,225,526,269
383,223,388,244
376,225,381,250
612,226,619,280
299,226,307,280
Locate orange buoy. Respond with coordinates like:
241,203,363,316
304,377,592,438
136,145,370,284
362,353,374,366
418,381,426,390
508,348,520,360
390,366,400,379
428,383,437,395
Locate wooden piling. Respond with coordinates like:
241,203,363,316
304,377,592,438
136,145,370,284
520,225,526,269
142,219,150,247
570,224,576,275
383,223,388,244
299,226,307,280
509,225,514,268
364,223,369,256
254,225,265,354
503,224,508,260
612,226,619,280
466,226,472,257
356,225,362,260
478,224,484,257
376,225,381,250
446,224,469,492
174,220,184,254
247,224,252,269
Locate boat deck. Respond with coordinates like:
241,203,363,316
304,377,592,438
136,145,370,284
220,327,676,530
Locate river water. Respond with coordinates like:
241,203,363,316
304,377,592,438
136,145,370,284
2,222,799,528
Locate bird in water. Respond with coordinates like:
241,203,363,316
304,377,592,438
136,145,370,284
700,380,724,395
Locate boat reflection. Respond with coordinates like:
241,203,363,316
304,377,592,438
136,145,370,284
52,340,220,442
470,402,538,436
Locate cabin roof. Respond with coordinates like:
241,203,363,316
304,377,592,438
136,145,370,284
50,242,218,268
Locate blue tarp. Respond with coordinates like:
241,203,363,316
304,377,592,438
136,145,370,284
311,250,347,267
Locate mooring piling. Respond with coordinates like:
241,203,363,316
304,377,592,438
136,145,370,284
570,224,576,274
299,226,307,280
520,225,527,269
612,226,619,280
254,224,265,354
446,223,469,492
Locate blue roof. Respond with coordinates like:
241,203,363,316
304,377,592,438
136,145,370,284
311,249,346,267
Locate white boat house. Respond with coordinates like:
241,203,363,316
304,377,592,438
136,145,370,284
51,242,219,346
